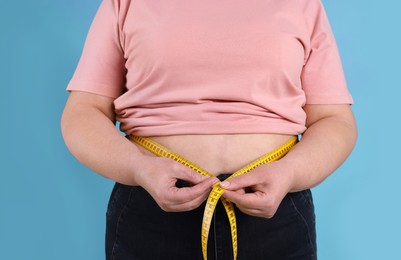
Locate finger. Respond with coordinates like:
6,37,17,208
223,191,269,218
224,190,281,218
222,190,266,209
172,164,212,185
235,202,278,219
220,171,261,190
166,177,218,204
164,188,212,212
234,206,269,218
235,188,246,195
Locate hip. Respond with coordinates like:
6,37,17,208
106,182,316,260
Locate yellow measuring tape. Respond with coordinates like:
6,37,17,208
128,135,297,260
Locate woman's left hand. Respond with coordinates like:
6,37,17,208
220,161,295,218
221,104,357,218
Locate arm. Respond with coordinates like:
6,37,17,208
283,104,357,191
221,104,357,218
61,91,217,211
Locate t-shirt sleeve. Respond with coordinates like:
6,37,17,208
301,0,353,105
66,0,126,98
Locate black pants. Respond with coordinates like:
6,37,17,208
106,179,317,260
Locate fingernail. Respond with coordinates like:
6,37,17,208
210,177,219,184
220,181,230,188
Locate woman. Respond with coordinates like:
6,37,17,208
61,0,357,259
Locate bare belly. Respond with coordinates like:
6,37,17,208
135,134,295,176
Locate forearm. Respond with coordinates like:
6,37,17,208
280,109,357,192
61,98,147,185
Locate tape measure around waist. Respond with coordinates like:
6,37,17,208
128,135,298,260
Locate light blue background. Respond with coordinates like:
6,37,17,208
1,0,400,259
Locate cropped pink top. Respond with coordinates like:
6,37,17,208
67,0,353,136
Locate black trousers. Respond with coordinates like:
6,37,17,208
106,179,317,260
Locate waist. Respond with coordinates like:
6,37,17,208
134,134,296,176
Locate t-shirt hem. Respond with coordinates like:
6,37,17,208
121,122,307,137
66,80,123,99
305,94,354,105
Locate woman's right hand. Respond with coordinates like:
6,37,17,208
61,91,217,212
134,156,218,212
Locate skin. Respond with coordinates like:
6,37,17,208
61,91,357,216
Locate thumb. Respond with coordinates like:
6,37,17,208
173,164,211,185
219,172,259,190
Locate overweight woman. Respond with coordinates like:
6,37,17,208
61,0,357,259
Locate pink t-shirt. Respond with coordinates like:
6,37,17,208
67,0,353,136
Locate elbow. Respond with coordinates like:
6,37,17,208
60,107,74,153
333,109,358,158
344,108,358,150
349,116,358,153
60,103,83,159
